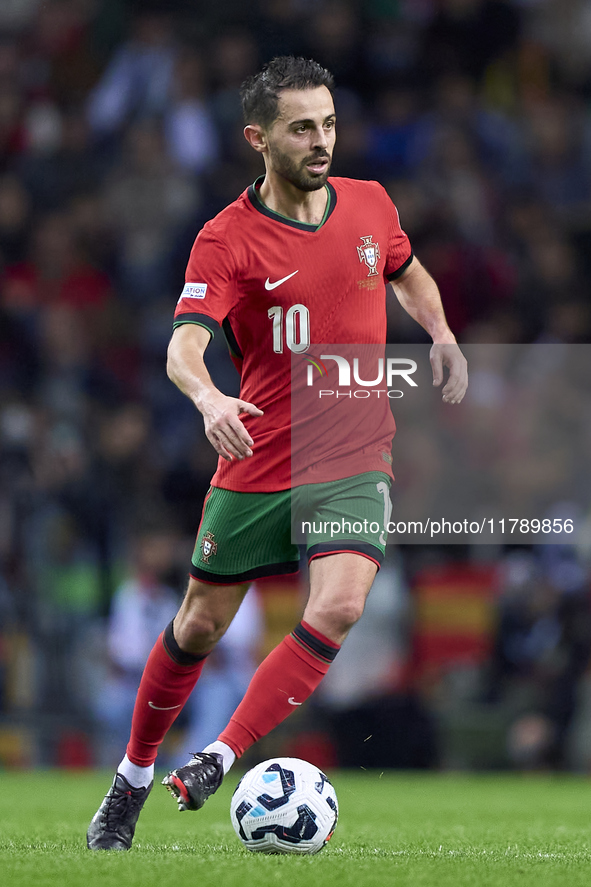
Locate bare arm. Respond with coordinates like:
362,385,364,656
391,256,468,404
167,323,263,461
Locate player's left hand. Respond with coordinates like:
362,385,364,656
430,343,468,404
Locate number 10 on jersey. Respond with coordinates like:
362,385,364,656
268,304,310,353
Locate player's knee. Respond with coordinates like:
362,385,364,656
308,594,365,636
174,577,245,652
174,608,221,650
335,597,365,632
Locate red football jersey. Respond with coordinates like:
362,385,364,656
174,176,412,492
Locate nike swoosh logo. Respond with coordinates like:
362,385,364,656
265,270,299,290
288,697,303,706
148,701,182,711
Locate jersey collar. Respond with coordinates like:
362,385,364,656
247,175,337,232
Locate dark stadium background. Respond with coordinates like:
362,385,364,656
1,0,590,775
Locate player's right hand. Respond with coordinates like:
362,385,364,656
201,394,264,461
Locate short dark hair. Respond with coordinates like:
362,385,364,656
241,56,335,129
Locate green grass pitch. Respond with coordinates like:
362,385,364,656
1,770,590,887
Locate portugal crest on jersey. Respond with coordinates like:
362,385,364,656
200,531,218,563
357,235,380,276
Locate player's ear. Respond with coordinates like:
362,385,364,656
244,124,266,153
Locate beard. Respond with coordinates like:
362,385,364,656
268,143,332,192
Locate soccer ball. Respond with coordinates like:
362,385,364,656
230,757,338,855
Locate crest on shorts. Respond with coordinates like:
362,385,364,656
200,531,218,563
357,235,380,277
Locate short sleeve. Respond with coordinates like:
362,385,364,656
173,225,238,336
379,185,413,281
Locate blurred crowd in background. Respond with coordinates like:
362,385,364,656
1,0,591,773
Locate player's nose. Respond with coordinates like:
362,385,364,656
311,125,329,149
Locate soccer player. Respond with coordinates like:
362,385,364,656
87,56,467,851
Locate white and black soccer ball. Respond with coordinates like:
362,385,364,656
230,757,338,855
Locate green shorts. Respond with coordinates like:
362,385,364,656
190,471,392,584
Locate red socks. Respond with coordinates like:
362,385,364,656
126,622,207,767
219,621,340,757
125,619,340,766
